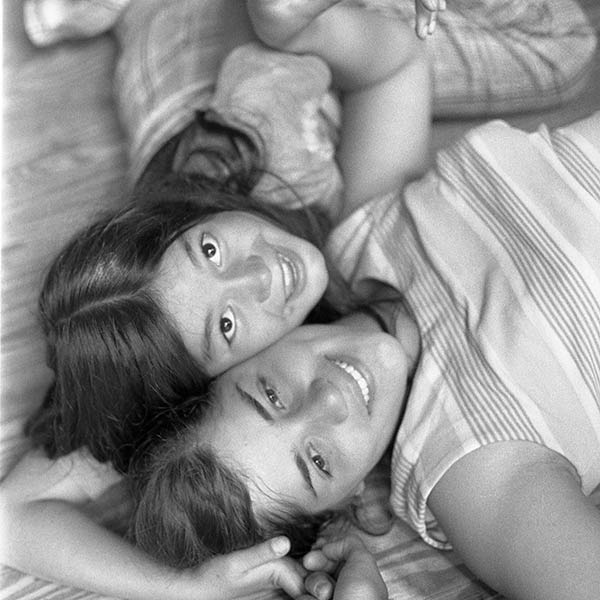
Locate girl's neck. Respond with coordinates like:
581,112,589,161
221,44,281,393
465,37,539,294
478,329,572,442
394,301,420,375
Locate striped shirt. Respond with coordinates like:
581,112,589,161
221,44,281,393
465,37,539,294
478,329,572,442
327,115,600,548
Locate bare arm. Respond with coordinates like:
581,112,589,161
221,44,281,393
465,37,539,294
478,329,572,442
247,0,432,220
429,442,600,600
0,450,306,600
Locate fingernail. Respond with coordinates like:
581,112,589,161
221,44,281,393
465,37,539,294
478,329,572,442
272,537,290,555
427,13,437,35
316,581,333,600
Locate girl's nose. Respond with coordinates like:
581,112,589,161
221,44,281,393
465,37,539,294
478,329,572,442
226,255,272,302
307,379,349,424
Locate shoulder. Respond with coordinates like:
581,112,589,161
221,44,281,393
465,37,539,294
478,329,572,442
429,441,580,527
1,448,122,504
426,440,600,599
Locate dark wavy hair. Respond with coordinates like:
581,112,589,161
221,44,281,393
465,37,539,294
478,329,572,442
27,170,348,473
128,381,396,568
128,395,333,568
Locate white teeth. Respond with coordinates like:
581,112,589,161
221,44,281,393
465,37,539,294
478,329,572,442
278,253,297,301
333,360,370,408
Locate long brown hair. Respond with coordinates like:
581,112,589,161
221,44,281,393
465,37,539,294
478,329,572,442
28,173,349,473
129,394,330,567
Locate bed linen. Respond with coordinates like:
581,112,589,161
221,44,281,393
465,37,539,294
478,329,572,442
2,1,599,599
0,457,503,600
9,120,600,600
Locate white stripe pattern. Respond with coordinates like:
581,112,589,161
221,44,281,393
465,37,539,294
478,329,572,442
328,116,600,548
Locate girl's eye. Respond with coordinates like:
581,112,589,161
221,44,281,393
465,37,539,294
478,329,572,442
220,307,236,344
262,380,284,409
201,233,221,266
311,452,330,475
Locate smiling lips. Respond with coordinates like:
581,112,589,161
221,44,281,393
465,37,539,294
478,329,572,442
332,359,371,410
277,251,299,302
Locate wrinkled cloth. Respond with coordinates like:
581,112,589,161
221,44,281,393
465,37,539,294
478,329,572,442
353,0,597,116
24,0,342,214
205,42,342,214
24,0,597,195
327,113,600,548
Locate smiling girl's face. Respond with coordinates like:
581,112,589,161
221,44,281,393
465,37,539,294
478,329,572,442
198,320,410,516
153,211,329,376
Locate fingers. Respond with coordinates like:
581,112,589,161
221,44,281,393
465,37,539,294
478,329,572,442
302,550,338,573
207,539,305,599
318,535,369,562
302,535,368,572
237,536,292,571
303,535,368,571
268,556,308,599
304,572,335,600
230,537,308,597
414,0,446,39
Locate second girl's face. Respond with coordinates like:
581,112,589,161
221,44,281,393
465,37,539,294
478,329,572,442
200,322,410,516
154,211,329,376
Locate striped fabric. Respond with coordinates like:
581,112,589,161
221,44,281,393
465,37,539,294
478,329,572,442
0,536,502,600
419,0,597,116
354,0,597,116
5,119,598,600
24,0,597,178
0,457,503,600
327,114,600,549
11,2,598,598
23,0,343,205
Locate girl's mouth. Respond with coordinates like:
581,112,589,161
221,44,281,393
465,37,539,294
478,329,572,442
331,358,371,411
277,251,300,301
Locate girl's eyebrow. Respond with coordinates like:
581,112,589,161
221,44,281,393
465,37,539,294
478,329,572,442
294,452,317,498
234,383,317,497
182,236,200,267
181,236,213,363
235,384,273,422
202,311,213,365
235,383,318,498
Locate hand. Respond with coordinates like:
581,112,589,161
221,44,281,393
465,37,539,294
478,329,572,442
300,571,336,600
301,536,387,600
189,536,307,600
414,0,446,39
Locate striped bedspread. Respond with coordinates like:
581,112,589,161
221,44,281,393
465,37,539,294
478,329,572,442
0,464,503,600
0,533,502,600
3,1,598,597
